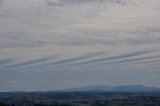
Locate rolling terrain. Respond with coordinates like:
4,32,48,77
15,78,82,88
0,85,160,106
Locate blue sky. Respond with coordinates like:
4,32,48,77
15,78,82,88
0,0,160,91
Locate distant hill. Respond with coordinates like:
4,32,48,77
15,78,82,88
112,85,160,92
0,85,160,106
59,85,160,93
58,85,114,92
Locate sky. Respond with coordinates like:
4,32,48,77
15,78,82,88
0,0,160,92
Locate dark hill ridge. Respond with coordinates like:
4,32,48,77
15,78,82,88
0,92,160,106
0,85,160,106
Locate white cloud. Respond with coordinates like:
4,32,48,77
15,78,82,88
150,75,160,78
43,79,48,82
8,80,17,84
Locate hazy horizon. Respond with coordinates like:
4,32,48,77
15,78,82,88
1,84,160,92
0,0,160,92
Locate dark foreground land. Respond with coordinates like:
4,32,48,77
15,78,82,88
0,92,160,106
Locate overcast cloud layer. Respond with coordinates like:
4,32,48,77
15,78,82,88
0,0,160,91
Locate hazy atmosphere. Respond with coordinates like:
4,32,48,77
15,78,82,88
0,0,160,92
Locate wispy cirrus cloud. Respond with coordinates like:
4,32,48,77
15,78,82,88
0,0,160,91
62,49,157,66
6,56,55,68
38,51,106,67
0,58,12,66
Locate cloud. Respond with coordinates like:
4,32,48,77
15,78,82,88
108,55,160,65
7,80,17,84
43,79,48,82
1,0,160,48
0,58,12,66
0,0,160,91
38,52,105,67
72,49,155,66
7,56,55,68
149,75,160,79
1,0,160,68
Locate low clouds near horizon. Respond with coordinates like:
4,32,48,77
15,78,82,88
0,0,160,91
